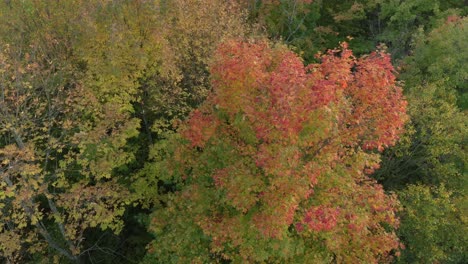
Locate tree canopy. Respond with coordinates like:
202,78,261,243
0,0,465,263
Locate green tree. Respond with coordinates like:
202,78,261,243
375,17,467,193
397,185,467,263
375,16,467,263
314,0,466,59
401,16,467,109
244,0,322,62
377,0,466,59
247,0,466,61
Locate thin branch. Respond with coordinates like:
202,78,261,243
1,172,78,262
1,123,79,262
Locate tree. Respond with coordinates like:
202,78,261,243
241,0,322,62
375,16,467,199
374,82,467,191
374,16,467,262
142,39,407,263
0,0,253,262
376,0,466,59
0,1,156,262
397,184,467,263
246,0,466,62
138,0,249,139
314,0,466,59
401,16,467,109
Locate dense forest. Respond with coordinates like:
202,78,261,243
0,0,466,263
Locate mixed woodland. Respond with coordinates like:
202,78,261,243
0,0,466,263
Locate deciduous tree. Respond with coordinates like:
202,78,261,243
139,0,249,137
375,16,467,263
0,1,157,262
143,39,407,263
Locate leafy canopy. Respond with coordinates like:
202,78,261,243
143,39,407,263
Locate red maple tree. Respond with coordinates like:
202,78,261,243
148,39,407,263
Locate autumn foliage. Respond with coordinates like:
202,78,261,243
146,40,407,262
3,0,462,262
